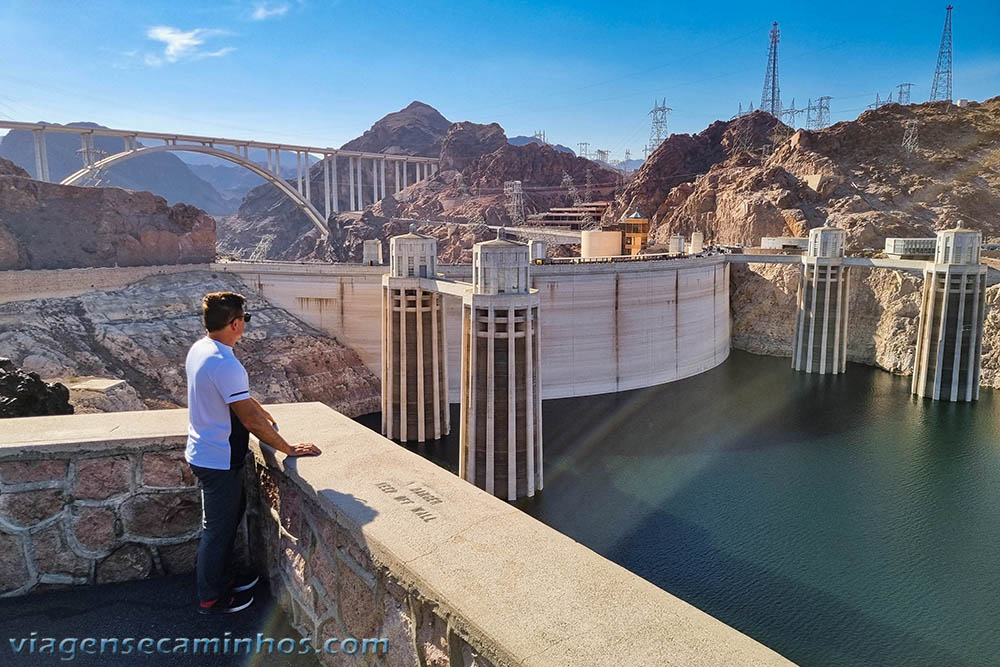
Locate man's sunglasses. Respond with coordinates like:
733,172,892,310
230,312,252,325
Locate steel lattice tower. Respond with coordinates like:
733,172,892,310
897,82,914,105
902,120,920,154
760,22,781,116
648,98,671,152
930,5,953,102
504,181,525,224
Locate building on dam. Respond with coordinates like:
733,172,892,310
912,222,987,402
792,224,850,375
460,230,543,500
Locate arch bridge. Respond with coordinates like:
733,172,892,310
0,121,441,236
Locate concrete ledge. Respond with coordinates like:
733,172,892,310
248,403,789,665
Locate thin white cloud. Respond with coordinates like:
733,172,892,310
251,2,289,20
144,26,232,65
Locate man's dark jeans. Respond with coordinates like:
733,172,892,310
189,462,246,603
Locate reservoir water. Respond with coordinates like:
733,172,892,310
359,350,1000,666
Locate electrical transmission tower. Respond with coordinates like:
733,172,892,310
561,171,582,206
249,234,275,262
867,91,893,110
897,82,914,105
532,130,547,144
781,98,804,127
902,120,920,154
806,97,832,130
732,101,756,120
577,142,590,159
930,5,953,102
504,180,525,225
730,116,755,155
594,149,609,164
648,98,672,152
760,22,781,116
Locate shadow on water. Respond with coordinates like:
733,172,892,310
356,351,1000,666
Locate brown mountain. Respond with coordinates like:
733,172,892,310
616,98,1000,249
219,106,619,262
340,101,452,157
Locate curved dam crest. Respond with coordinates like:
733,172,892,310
214,256,732,401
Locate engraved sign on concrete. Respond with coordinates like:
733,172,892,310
374,480,443,523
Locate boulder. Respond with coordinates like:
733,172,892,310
0,358,72,418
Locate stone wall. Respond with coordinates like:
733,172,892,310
0,431,200,596
0,264,211,304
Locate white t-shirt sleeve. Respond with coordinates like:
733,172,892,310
214,358,251,404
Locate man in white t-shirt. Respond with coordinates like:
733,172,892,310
185,291,321,615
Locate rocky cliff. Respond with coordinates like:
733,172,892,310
0,271,380,417
0,169,215,270
616,98,1000,248
0,122,238,215
730,262,1000,389
604,112,779,228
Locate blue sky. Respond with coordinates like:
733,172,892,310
1,0,997,161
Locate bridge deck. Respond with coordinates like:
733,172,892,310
0,120,439,161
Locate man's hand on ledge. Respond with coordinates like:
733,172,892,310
283,442,322,457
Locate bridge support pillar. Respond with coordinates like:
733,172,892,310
394,160,400,194
402,159,408,193
356,156,364,210
460,230,542,500
332,155,339,213
296,152,303,194
381,229,449,442
348,157,355,212
793,225,850,375
32,129,49,181
913,223,986,401
372,158,378,203
379,159,386,200
323,156,331,219
304,152,311,202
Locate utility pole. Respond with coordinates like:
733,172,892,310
930,5,953,102
781,98,804,127
561,171,581,206
897,82,914,105
504,180,525,225
648,98,671,152
902,119,920,154
760,22,781,116
807,97,832,130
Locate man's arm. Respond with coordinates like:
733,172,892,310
230,399,321,457
251,398,275,426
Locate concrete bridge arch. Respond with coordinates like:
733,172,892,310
60,144,329,236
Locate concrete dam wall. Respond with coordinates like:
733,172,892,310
213,257,732,401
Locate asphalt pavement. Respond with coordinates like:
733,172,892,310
0,574,320,666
